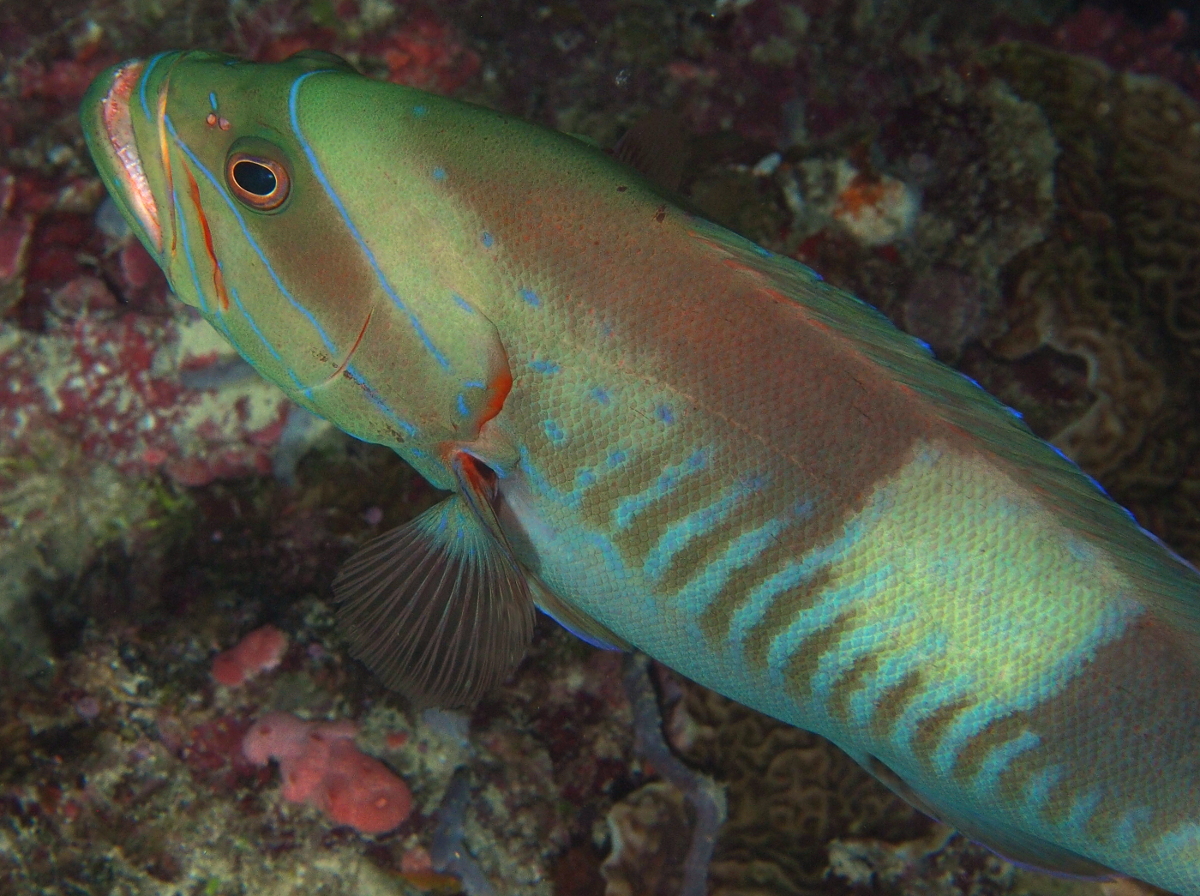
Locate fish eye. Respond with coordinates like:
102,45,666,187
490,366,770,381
226,153,290,211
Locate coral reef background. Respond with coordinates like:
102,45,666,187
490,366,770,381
1,0,1198,894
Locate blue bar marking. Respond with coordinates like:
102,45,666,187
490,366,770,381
971,730,1040,796
643,476,763,583
613,449,709,530
670,506,804,618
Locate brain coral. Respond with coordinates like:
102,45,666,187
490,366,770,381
667,675,926,895
983,42,1200,562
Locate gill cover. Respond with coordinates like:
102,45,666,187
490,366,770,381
82,50,512,479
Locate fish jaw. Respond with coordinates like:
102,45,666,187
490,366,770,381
82,60,163,255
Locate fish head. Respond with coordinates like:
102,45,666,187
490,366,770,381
82,51,512,484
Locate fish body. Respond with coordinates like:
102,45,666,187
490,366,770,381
82,51,1200,894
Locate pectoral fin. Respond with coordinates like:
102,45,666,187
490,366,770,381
333,453,534,708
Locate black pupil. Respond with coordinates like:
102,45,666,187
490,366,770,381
233,160,277,196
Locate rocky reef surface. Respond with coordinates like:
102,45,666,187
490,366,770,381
1,1,1197,894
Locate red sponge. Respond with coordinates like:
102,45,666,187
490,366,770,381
242,711,412,834
212,625,288,687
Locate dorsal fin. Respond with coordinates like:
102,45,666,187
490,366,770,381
611,112,690,193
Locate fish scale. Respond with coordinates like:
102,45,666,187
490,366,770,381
82,50,1200,894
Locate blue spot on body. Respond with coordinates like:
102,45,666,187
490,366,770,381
543,419,566,445
432,166,447,181
529,359,560,374
521,288,541,307
463,380,485,389
589,387,611,405
607,449,628,468
655,403,675,424
208,92,217,111
413,104,428,117
754,245,771,257
451,293,474,314
481,231,494,248
456,394,470,417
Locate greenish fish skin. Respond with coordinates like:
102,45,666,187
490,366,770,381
82,51,1200,894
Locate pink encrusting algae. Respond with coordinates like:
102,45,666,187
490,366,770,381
242,711,413,835
210,625,289,687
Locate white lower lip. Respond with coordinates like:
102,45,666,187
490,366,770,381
100,61,162,251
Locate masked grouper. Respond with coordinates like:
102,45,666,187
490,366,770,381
81,50,1200,894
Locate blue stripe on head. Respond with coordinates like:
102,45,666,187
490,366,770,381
228,286,307,393
138,52,170,122
287,71,451,371
344,367,418,437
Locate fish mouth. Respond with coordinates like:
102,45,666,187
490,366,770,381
96,60,163,251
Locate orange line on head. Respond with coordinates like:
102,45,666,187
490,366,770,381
156,57,182,256
182,163,229,313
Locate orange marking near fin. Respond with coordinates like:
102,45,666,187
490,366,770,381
477,369,512,429
182,163,229,313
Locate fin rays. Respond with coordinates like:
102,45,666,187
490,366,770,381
334,494,535,708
